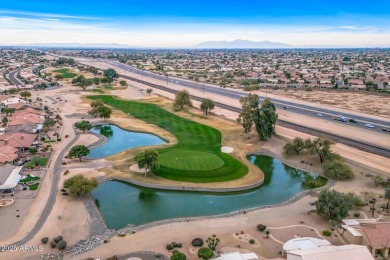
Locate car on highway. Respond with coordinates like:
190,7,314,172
349,119,357,123
283,106,290,109
316,113,323,117
365,123,375,128
382,128,389,132
337,115,347,122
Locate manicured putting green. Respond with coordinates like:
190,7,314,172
158,150,224,171
88,95,248,183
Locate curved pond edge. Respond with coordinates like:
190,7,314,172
96,149,328,193
74,154,332,256
83,122,173,160
81,175,333,239
247,149,330,181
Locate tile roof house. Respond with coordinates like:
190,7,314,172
0,145,19,164
7,113,44,125
0,132,38,152
362,223,390,258
4,122,42,134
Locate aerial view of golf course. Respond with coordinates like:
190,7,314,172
88,95,248,183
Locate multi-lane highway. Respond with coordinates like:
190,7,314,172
103,68,390,157
105,60,390,133
7,70,24,87
46,54,390,156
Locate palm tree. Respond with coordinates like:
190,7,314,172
137,150,159,177
385,188,390,210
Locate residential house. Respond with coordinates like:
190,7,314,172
0,132,38,152
214,252,258,260
0,145,19,164
0,164,22,194
362,223,390,258
286,244,374,260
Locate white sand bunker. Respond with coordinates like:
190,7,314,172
129,164,145,173
221,146,234,153
232,232,260,248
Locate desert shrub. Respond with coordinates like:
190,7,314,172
197,247,214,260
192,238,204,247
167,242,182,250
41,137,46,141
249,239,255,244
322,230,332,236
155,253,162,258
171,250,186,260
257,224,267,231
243,85,260,91
53,236,63,242
57,240,67,250
354,212,361,217
118,233,126,237
65,135,69,138
41,237,49,244
323,160,354,180
50,241,57,248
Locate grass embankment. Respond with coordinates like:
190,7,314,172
53,68,77,78
88,95,248,182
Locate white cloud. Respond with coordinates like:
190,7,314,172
0,10,100,20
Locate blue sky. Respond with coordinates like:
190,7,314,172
1,0,390,47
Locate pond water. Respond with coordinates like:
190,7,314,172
87,125,167,159
91,154,327,230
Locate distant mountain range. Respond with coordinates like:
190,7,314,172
8,43,142,49
192,39,292,49
3,41,388,49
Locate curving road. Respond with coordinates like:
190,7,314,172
7,70,24,87
3,129,80,248
105,60,390,132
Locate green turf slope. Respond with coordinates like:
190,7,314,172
88,95,248,183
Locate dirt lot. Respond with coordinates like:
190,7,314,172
271,89,390,119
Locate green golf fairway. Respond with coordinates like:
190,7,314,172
158,150,224,171
53,68,77,78
88,95,248,183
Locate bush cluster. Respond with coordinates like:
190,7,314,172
197,247,214,260
322,230,332,236
166,242,182,250
257,224,267,231
191,238,204,247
